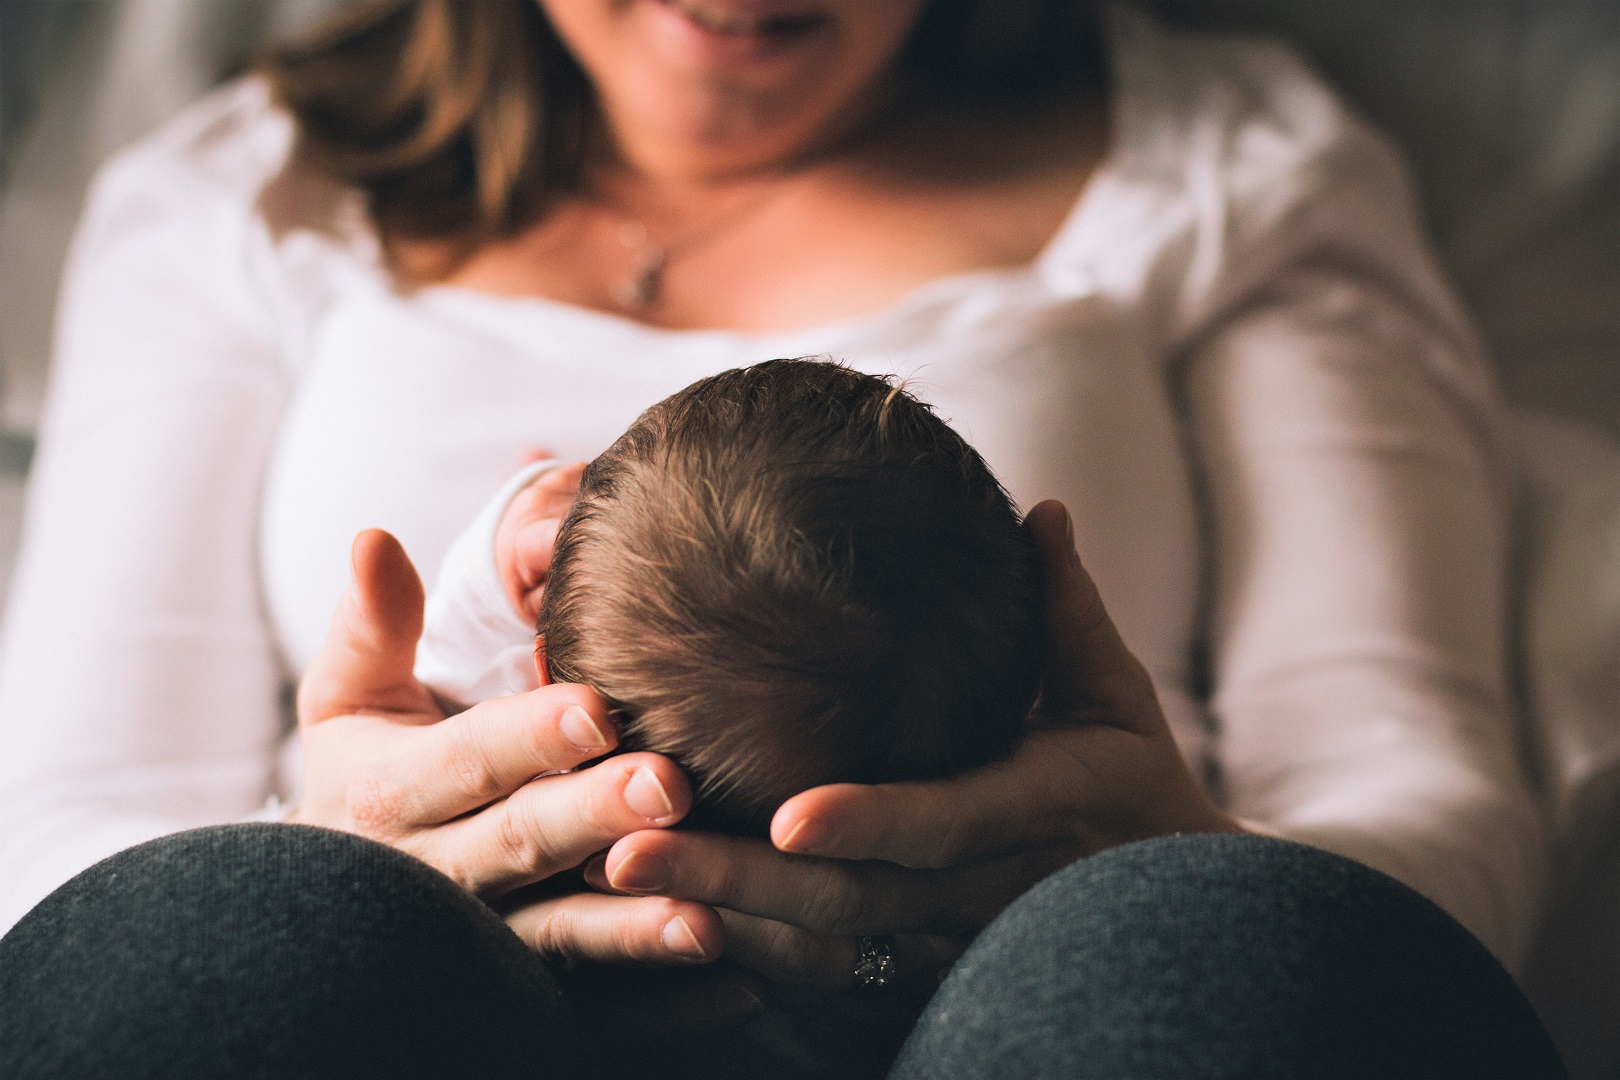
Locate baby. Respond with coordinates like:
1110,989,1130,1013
419,359,1042,835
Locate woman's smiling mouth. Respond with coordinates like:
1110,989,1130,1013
664,0,826,36
653,0,831,61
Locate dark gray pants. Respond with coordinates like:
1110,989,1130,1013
0,825,1563,1079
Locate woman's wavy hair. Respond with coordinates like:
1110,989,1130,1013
263,0,1105,265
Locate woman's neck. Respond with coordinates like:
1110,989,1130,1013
409,91,1106,333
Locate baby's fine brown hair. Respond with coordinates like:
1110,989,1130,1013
540,359,1042,834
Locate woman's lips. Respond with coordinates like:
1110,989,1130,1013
652,0,829,62
665,0,824,36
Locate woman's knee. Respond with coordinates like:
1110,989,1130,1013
0,823,577,1080
895,834,1563,1080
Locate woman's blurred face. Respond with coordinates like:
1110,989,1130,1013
540,0,930,176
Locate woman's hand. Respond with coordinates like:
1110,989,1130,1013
585,499,1245,1003
494,461,587,622
291,529,733,974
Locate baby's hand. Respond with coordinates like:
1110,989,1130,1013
495,461,588,623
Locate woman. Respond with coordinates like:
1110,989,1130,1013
0,0,1561,1076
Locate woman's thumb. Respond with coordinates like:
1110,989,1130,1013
298,529,427,725
1024,500,1158,731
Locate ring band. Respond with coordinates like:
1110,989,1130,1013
852,935,898,992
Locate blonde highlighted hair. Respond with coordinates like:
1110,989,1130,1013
263,0,1105,270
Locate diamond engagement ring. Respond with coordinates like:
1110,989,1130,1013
852,935,898,992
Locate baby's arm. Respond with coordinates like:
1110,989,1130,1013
416,461,584,707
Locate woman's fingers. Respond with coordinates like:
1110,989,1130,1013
587,830,956,937
770,728,1115,868
385,684,620,825
413,752,692,894
716,908,847,985
506,891,724,966
716,909,964,990
774,721,1235,870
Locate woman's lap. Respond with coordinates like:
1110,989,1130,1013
0,826,1563,1080
895,833,1564,1079
0,824,581,1080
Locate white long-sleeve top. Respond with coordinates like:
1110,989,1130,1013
0,10,1543,965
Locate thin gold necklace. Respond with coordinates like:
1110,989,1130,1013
606,181,791,312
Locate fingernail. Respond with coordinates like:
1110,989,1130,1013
780,817,833,855
582,853,609,890
559,705,608,751
609,850,672,893
1063,508,1082,567
624,767,676,820
720,982,767,1020
661,916,709,961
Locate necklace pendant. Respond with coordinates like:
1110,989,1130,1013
613,247,667,312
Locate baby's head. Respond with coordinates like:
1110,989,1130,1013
540,359,1041,834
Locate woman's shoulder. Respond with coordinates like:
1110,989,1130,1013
1104,7,1395,198
1053,7,1457,346
83,78,296,243
76,77,379,373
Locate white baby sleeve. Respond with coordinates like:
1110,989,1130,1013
415,460,559,708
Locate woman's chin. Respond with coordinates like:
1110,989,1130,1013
546,0,925,174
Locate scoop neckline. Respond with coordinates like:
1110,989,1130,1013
412,78,1134,352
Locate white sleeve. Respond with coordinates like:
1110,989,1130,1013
1187,264,1545,968
1090,24,1550,968
0,132,291,931
414,461,557,709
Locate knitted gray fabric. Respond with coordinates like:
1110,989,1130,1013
0,827,1563,1079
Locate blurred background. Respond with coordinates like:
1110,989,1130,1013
0,1,1615,1075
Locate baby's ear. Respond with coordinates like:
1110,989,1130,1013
533,635,551,686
